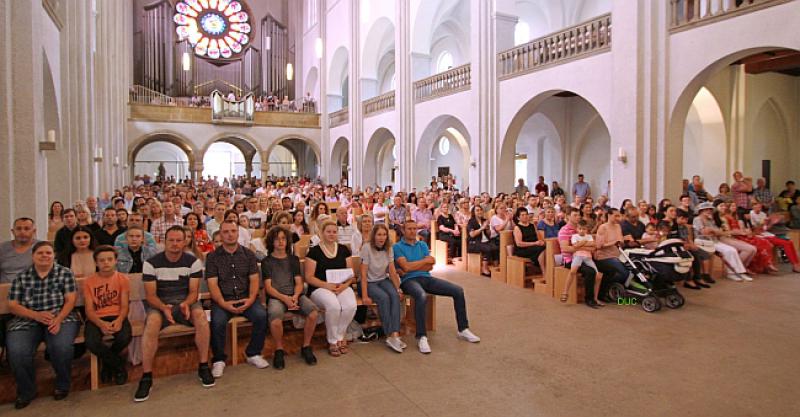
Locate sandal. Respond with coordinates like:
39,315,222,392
560,293,568,303
328,344,341,357
338,341,349,354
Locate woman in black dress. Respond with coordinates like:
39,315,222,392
436,204,462,263
466,205,498,276
512,207,546,268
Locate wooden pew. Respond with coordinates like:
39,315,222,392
788,230,800,256
430,220,448,266
493,231,512,284
539,238,559,297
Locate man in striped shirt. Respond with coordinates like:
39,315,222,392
134,226,213,402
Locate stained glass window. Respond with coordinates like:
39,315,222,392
174,0,251,60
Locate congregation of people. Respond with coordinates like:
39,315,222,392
1,169,799,409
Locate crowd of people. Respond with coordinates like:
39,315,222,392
1,169,798,409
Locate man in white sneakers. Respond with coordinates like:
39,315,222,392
205,221,269,377
393,221,480,353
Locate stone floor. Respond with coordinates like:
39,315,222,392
3,265,799,417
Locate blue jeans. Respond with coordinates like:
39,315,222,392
367,278,402,335
210,302,267,363
7,322,80,400
401,276,468,338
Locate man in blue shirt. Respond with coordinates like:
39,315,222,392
393,221,480,353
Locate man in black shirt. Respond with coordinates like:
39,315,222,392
206,221,268,378
54,209,78,257
620,208,656,248
95,208,125,246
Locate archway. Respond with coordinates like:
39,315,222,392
415,115,472,190
266,136,321,179
362,17,395,99
328,46,349,111
411,0,470,79
363,128,396,188
330,136,350,185
304,66,319,101
667,48,800,198
135,142,191,180
129,133,197,180
682,87,727,190
500,91,610,195
201,136,262,180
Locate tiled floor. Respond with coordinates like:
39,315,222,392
3,266,799,417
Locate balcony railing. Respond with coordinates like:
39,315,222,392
129,85,176,106
498,13,612,80
670,0,792,31
414,64,471,102
363,91,395,117
329,107,349,128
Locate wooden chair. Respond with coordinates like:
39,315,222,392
327,201,342,211
493,231,512,284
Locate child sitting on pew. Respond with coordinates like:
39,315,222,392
83,245,132,386
561,221,603,304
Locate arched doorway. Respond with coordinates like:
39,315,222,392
330,137,350,185
500,91,610,196
363,128,396,188
667,48,800,198
415,115,472,190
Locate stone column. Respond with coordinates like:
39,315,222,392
396,0,414,190
349,0,363,187
318,0,330,182
261,150,271,179
473,0,499,195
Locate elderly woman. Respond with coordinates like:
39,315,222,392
351,214,374,257
7,241,80,409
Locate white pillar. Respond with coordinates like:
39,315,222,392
319,0,330,184
349,0,363,187
396,0,414,190
473,0,499,195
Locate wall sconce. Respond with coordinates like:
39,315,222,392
286,63,294,81
265,36,272,51
617,147,627,164
470,158,477,167
315,37,323,59
94,147,104,162
113,156,120,167
123,164,129,169
39,129,56,151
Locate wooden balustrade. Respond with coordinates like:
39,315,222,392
498,13,612,80
670,0,791,31
413,64,472,102
363,90,396,117
329,107,349,128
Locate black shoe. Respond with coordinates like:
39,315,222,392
115,368,128,386
585,300,600,309
301,346,317,366
702,274,716,284
134,377,152,402
273,349,285,370
694,280,711,288
100,365,112,384
53,390,68,401
683,282,701,290
14,398,32,409
198,365,215,388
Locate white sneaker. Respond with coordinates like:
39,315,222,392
738,274,754,282
726,274,743,282
398,338,407,349
246,355,270,369
418,336,431,354
211,361,226,378
457,329,481,343
385,337,404,353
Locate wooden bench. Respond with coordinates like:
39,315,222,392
787,230,800,256
430,220,448,266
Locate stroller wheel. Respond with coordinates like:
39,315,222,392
665,293,685,309
641,296,661,313
608,283,627,302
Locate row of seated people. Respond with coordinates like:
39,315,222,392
0,218,479,409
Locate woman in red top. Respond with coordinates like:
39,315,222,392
184,212,214,253
719,202,776,274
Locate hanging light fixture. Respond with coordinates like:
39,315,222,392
286,63,294,81
182,51,191,71
265,35,271,50
314,37,323,59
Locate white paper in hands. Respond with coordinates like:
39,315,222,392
325,268,354,284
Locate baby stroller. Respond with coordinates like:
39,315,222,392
608,239,693,313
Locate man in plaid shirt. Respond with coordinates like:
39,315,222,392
150,201,184,244
6,241,79,408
